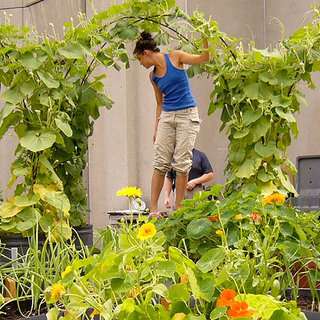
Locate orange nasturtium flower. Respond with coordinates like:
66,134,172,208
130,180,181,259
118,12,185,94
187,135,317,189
250,212,262,223
216,289,237,307
262,192,286,205
160,297,171,311
137,222,157,240
208,214,219,222
216,289,254,319
227,300,253,318
180,274,189,284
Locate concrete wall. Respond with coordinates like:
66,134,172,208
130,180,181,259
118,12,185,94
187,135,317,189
1,0,320,228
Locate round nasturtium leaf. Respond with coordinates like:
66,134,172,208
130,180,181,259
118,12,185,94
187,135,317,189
20,130,56,152
186,219,212,239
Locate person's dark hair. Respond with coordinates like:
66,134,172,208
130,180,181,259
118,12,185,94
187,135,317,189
133,32,160,55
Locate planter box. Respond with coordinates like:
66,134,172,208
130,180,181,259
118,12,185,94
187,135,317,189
0,224,93,265
304,311,320,320
285,288,320,319
27,315,47,320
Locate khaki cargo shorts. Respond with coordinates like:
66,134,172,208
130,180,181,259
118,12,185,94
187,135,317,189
153,107,200,175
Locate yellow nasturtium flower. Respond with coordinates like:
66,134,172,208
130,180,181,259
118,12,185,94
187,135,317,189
262,192,286,205
234,213,243,221
116,186,143,198
50,283,65,302
137,222,157,240
172,313,187,320
216,229,224,236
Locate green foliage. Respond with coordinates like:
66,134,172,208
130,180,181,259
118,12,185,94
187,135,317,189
187,9,320,194
1,0,318,237
158,186,320,295
0,232,90,316
42,219,306,319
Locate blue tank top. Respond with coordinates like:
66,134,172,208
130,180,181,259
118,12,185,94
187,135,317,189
152,53,196,112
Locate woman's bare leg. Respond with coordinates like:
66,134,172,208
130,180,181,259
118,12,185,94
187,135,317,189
175,174,188,209
150,169,165,212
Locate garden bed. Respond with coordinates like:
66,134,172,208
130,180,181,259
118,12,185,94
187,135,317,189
4,300,46,320
286,288,320,319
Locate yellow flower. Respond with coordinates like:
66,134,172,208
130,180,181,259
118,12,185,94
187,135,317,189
116,186,143,198
128,287,141,298
50,283,65,302
137,222,157,240
61,266,72,279
262,192,286,205
172,313,186,320
216,229,224,236
180,274,189,284
234,214,243,221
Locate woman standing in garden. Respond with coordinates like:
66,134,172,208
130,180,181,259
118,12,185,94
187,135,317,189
134,32,209,216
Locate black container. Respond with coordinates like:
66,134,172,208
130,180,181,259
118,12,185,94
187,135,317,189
285,288,320,319
27,315,47,320
304,311,320,320
73,224,93,247
0,224,93,265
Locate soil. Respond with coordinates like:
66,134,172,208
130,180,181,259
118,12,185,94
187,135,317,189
2,300,47,320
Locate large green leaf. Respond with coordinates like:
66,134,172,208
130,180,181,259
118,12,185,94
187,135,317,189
33,184,70,216
0,199,24,218
254,141,276,157
234,128,249,139
257,169,274,182
20,80,35,97
275,108,296,123
210,307,227,320
168,283,189,302
244,83,259,99
58,42,85,59
259,71,278,85
229,144,246,164
2,87,24,104
168,247,197,270
20,130,56,152
15,195,38,207
243,108,262,126
19,51,47,70
235,159,256,178
155,261,176,278
39,155,63,189
0,103,16,127
186,218,212,239
196,247,225,273
185,267,204,300
37,71,60,89
251,117,270,142
0,112,21,139
275,168,297,196
55,118,73,137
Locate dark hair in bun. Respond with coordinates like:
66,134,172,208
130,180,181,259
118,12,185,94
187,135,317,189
134,31,160,55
